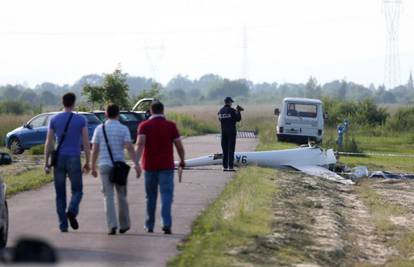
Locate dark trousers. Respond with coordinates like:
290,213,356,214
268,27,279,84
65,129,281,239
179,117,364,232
221,132,237,169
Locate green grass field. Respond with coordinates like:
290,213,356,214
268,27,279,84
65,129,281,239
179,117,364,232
3,168,52,197
167,112,218,136
168,167,277,267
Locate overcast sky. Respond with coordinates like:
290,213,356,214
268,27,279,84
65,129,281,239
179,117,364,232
0,0,413,87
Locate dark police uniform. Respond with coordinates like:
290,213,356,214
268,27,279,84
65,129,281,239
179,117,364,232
218,105,241,169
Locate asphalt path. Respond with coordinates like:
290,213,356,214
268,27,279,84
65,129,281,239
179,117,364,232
7,135,257,267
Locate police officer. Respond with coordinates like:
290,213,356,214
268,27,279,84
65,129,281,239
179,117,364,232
218,97,242,171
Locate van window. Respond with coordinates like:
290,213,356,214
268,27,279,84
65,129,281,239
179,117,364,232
287,103,317,118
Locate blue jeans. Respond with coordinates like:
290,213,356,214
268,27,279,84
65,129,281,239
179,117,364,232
144,170,174,230
53,155,83,231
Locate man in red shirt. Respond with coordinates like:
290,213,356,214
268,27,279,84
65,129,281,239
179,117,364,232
135,101,185,234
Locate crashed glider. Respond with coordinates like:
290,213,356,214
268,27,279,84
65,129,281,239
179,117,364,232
179,146,354,185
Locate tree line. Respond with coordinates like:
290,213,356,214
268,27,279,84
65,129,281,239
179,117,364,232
0,69,413,115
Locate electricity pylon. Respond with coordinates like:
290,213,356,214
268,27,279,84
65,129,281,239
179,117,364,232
383,0,402,89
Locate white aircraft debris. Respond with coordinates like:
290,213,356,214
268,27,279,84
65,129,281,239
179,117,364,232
178,146,354,185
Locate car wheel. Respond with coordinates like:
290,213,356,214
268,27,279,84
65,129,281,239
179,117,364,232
0,201,8,248
9,137,24,155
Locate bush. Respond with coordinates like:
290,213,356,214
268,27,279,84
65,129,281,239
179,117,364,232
323,97,389,127
344,138,362,153
0,101,42,115
386,107,414,132
323,128,362,153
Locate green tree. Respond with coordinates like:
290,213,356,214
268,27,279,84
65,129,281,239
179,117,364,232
82,84,104,109
102,68,130,109
19,89,39,104
2,86,21,101
135,83,162,99
40,91,59,106
354,98,389,125
305,76,321,99
82,68,130,110
207,79,249,100
337,80,347,100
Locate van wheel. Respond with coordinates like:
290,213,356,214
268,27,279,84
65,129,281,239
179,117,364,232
0,201,8,248
9,137,24,155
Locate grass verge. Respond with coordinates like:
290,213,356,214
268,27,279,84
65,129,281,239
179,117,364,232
3,168,52,197
167,112,218,136
168,167,277,267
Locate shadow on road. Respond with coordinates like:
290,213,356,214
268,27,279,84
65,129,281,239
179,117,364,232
59,247,146,263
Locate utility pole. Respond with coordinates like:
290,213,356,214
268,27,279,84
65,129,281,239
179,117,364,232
383,0,402,89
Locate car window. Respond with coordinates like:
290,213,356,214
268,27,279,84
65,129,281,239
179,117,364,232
45,114,54,126
287,103,317,118
134,113,147,121
82,114,101,124
29,115,47,128
94,113,105,122
119,113,140,122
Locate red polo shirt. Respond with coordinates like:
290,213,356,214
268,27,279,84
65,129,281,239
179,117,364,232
138,115,180,171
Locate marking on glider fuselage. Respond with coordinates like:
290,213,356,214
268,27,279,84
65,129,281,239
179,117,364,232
236,155,248,165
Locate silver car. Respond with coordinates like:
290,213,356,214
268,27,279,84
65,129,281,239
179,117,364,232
0,176,7,247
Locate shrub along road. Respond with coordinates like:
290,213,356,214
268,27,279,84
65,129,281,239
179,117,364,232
7,135,257,266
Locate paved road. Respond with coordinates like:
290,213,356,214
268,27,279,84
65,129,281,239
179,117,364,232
7,135,257,266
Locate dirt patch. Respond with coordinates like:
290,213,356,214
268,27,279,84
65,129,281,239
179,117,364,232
341,187,396,265
372,180,414,215
233,172,414,267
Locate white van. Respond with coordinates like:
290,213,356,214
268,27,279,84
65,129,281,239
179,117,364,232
274,98,325,143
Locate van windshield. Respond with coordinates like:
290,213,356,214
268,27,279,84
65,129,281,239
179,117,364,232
286,103,317,118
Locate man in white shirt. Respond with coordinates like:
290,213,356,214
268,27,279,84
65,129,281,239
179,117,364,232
91,104,139,235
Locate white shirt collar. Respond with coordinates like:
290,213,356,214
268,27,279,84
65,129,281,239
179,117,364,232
105,119,121,124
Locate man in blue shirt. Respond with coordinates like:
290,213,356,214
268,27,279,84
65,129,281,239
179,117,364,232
44,93,91,232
